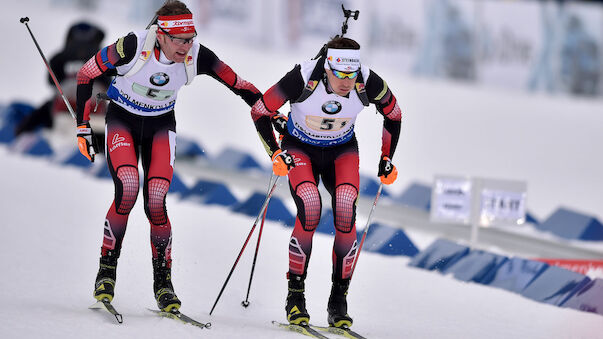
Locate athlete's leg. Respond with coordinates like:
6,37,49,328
285,146,321,278
141,114,176,264
282,142,320,324
323,143,360,281
139,113,180,311
103,112,139,257
322,142,360,327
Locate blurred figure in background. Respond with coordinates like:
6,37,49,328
250,36,401,328
15,22,110,139
560,15,600,96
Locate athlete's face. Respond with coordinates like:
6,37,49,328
325,68,357,96
157,32,196,63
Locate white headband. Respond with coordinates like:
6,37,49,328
324,48,361,72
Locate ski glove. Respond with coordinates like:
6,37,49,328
378,156,398,185
271,113,288,136
77,122,98,162
272,149,295,176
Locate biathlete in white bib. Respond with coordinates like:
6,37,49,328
75,0,262,312
250,36,402,328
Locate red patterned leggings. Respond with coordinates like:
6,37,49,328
100,104,176,264
282,135,360,280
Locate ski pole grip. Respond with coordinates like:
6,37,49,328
20,17,29,24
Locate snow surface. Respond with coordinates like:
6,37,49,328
2,148,603,339
2,1,603,338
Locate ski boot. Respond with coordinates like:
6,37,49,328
285,273,310,325
93,249,119,302
327,278,353,328
153,258,181,312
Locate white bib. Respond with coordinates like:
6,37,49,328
107,30,199,116
287,59,369,146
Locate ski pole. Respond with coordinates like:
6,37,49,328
20,17,77,121
209,175,280,315
350,182,383,277
241,177,273,308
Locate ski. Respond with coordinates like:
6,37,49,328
148,308,211,329
312,325,367,339
89,298,123,324
272,321,330,339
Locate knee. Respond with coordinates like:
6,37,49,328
294,182,321,231
334,184,358,233
115,165,139,214
146,177,170,225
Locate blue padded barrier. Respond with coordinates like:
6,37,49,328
521,266,591,306
232,192,294,224
0,123,17,144
359,174,390,198
0,102,35,144
525,211,539,225
168,172,189,195
10,132,53,157
212,147,264,171
562,278,603,315
90,158,112,179
442,250,508,283
481,257,549,293
176,136,206,158
395,182,431,211
537,208,603,241
408,238,470,271
363,223,419,257
315,209,335,235
184,179,238,206
60,148,94,168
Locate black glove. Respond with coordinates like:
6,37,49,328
271,113,288,135
77,122,98,162
377,156,398,185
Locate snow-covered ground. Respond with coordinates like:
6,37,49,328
2,147,603,339
2,1,603,338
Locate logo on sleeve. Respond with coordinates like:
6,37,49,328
150,72,170,86
321,100,342,115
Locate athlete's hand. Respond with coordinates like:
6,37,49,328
272,149,295,176
378,156,397,185
77,122,98,162
271,113,288,135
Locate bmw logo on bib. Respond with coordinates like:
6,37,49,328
150,72,170,86
322,100,342,115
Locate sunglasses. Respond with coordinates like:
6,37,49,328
158,26,197,45
330,68,358,80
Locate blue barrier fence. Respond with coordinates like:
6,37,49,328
538,208,603,241
408,238,603,317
